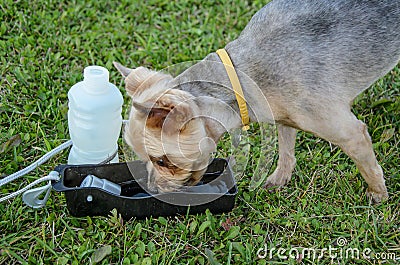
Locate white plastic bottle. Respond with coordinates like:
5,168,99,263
67,65,123,165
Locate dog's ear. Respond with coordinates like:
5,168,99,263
126,67,157,96
132,99,193,134
113,62,132,78
162,101,193,134
132,101,170,129
114,63,171,97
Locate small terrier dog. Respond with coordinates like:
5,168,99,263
115,0,399,203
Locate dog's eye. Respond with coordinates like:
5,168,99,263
150,155,171,168
156,159,166,167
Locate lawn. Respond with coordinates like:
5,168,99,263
0,0,399,264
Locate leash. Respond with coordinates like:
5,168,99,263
0,140,72,208
0,120,128,208
216,48,250,131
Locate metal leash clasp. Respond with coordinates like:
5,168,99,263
22,171,60,209
22,181,53,209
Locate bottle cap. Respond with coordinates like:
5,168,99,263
83,66,109,94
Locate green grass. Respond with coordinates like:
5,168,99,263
0,0,399,264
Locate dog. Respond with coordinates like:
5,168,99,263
114,0,400,203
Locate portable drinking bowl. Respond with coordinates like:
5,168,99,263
52,158,237,219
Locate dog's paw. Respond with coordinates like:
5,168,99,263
263,170,291,192
366,188,389,204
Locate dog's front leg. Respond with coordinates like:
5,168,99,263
264,124,297,189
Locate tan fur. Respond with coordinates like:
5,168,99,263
116,64,214,192
125,67,171,96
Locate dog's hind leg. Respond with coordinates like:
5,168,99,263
264,124,297,189
305,109,388,203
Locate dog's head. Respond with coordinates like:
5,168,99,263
114,62,216,193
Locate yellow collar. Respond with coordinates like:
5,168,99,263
216,48,250,131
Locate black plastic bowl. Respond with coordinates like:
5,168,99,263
52,158,237,219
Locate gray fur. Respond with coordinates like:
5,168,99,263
176,0,399,202
119,0,400,202
174,0,400,127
